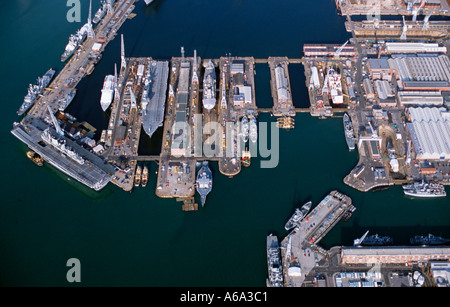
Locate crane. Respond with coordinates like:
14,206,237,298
401,16,407,40
334,40,349,59
412,0,427,22
422,13,432,30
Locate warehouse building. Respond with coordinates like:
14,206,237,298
398,91,444,106
384,42,447,54
406,107,450,161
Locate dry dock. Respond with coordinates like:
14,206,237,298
280,191,355,287
268,57,296,118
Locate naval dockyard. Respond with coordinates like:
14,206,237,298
10,0,450,287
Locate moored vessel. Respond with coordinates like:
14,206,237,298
141,166,148,187
26,151,44,167
249,114,257,143
17,68,56,116
135,166,142,187
196,161,212,207
100,74,116,111
202,60,216,110
403,180,446,198
266,234,283,287
240,116,249,143
343,113,355,150
284,201,312,231
410,234,450,246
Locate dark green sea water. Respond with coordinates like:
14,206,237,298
0,0,449,287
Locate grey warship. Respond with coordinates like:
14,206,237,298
141,61,169,139
196,161,212,207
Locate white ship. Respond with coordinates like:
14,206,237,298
241,116,249,143
249,114,257,143
327,67,343,105
100,74,115,111
144,0,155,5
202,60,216,110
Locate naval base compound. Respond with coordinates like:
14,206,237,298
274,191,450,287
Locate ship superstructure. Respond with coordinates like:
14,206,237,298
410,234,450,246
202,60,217,110
266,234,283,287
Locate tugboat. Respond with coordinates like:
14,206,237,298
141,166,148,188
134,166,142,187
284,201,312,231
196,161,212,207
26,151,44,167
242,149,251,167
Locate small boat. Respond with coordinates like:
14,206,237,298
26,151,44,167
134,166,142,187
285,201,312,231
141,166,148,187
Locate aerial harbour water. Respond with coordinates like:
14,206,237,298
1,0,450,287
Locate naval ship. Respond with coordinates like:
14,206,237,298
410,234,450,246
202,60,216,110
285,201,312,231
249,114,257,143
266,234,283,287
93,0,107,24
343,113,355,150
17,68,56,116
100,71,116,111
241,116,249,143
353,230,393,246
61,1,93,62
403,180,447,198
61,28,87,62
196,161,212,207
58,89,77,111
142,61,169,138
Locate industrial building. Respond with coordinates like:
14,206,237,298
341,246,450,265
430,261,450,287
398,91,444,106
368,59,396,81
384,42,447,54
274,65,291,103
406,107,450,161
388,55,450,91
